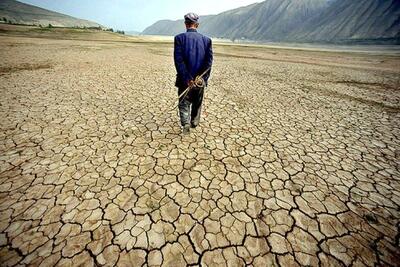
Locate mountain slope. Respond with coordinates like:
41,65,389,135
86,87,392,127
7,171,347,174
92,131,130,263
142,19,192,36
0,0,102,28
143,0,400,44
143,0,327,39
290,0,400,43
214,0,327,41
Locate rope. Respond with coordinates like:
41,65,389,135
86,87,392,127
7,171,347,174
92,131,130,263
167,67,211,113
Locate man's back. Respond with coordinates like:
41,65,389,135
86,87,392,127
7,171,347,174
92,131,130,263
174,29,213,88
173,12,213,134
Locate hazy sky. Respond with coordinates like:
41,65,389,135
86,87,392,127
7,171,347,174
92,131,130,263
19,0,261,32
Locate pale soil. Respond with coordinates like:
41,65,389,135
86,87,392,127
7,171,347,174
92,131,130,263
0,29,399,266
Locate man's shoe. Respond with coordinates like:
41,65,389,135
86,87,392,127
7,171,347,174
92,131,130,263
182,124,190,135
190,123,198,128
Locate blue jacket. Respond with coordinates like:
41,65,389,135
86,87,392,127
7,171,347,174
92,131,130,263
174,29,213,88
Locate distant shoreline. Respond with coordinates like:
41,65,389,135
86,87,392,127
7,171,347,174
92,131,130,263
140,34,400,55
1,24,399,56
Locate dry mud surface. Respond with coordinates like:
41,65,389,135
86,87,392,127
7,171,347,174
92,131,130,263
0,34,399,266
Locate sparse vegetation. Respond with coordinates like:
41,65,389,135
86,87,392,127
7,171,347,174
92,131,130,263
104,28,125,34
1,0,105,34
0,22,117,35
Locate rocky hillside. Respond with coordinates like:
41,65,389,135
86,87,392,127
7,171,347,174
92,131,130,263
291,0,400,43
143,0,327,41
0,0,102,28
143,0,400,44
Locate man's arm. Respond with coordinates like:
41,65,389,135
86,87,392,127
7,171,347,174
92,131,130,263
203,38,213,82
174,36,192,86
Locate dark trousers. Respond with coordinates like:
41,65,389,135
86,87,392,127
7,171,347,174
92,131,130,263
178,86,204,127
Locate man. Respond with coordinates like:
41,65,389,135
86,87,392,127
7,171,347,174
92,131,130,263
174,12,213,134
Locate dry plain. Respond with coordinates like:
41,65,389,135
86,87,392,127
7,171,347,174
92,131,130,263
0,25,400,266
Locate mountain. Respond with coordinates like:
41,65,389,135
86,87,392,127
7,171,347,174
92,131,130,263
142,0,400,44
142,0,327,40
0,0,102,28
291,0,400,43
143,20,182,37
206,0,328,41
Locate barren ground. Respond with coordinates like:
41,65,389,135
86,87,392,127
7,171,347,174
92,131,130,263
0,26,400,266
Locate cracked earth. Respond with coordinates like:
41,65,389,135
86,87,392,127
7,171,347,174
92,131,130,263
0,34,399,266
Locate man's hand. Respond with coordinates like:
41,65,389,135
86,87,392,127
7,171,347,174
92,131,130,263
187,80,195,87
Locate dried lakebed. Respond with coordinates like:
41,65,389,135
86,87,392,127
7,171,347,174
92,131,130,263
0,35,399,266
